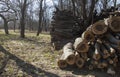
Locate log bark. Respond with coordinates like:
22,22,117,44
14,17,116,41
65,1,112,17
75,52,80,60
96,40,109,59
97,60,108,69
63,43,76,65
73,37,83,49
100,44,110,59
93,42,101,60
63,42,73,52
115,33,120,37
107,58,114,64
104,43,116,55
115,33,120,39
91,20,108,35
110,43,120,50
105,33,120,46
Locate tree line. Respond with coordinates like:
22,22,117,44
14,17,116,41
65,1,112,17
0,0,119,38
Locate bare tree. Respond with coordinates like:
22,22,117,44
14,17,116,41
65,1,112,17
71,0,75,16
20,0,27,38
0,0,18,34
59,0,63,10
0,0,10,34
101,0,111,10
113,0,117,10
37,0,43,36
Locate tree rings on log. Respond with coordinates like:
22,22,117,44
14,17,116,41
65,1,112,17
91,20,108,35
109,16,120,32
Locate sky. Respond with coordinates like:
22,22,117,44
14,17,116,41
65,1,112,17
46,0,53,6
0,0,120,21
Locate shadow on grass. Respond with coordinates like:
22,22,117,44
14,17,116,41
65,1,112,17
0,45,59,77
61,65,119,77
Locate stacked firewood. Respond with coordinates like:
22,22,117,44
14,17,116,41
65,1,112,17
50,10,85,50
58,16,120,72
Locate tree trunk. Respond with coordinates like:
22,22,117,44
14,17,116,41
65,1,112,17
113,0,117,10
37,0,43,36
82,0,87,20
0,14,9,34
59,0,63,10
13,19,16,32
71,0,76,16
20,0,27,38
88,0,96,24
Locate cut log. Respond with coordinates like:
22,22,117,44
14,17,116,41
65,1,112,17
107,67,116,75
115,33,120,37
109,16,120,32
100,44,110,59
111,44,120,51
96,40,110,59
80,52,88,60
93,42,101,60
97,60,108,69
76,41,89,53
91,20,108,35
73,37,83,49
101,61,108,68
63,43,76,65
91,60,99,65
75,57,85,68
75,52,87,68
104,43,116,55
63,42,73,53
75,52,80,60
113,56,118,63
109,11,120,16
87,59,97,70
105,33,120,46
57,54,67,68
87,44,95,58
106,58,114,64
97,63,105,69
82,30,95,42
88,65,94,70
115,33,120,39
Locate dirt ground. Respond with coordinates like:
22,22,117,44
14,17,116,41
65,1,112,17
0,30,120,77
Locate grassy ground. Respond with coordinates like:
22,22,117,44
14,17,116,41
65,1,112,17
0,30,119,77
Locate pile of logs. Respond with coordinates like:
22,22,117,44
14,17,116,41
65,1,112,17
58,16,120,72
50,10,85,50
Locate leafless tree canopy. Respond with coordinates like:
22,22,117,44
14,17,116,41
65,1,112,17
0,0,119,37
